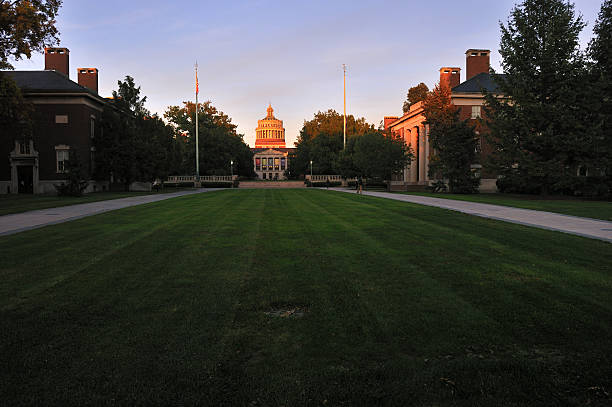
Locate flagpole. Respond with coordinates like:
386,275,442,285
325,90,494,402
195,62,199,180
343,64,347,149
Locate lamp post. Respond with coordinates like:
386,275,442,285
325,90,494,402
230,160,234,187
310,160,313,181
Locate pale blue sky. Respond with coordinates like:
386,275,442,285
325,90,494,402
11,0,604,147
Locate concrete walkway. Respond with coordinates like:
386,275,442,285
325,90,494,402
330,188,612,243
0,189,214,237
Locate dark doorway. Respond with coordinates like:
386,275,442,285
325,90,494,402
18,166,33,194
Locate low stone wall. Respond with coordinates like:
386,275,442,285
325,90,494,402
239,181,305,188
479,179,498,193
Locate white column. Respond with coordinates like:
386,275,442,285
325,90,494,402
424,124,430,181
418,125,426,182
410,128,418,182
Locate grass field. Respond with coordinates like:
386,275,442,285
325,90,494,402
0,188,193,216
1,189,611,406
398,191,612,221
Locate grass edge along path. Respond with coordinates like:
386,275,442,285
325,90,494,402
396,191,612,221
1,189,611,406
0,187,196,216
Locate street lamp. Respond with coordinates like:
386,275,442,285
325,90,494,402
230,160,234,187
310,160,313,181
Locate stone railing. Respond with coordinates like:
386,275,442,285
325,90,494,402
305,175,344,182
165,175,236,184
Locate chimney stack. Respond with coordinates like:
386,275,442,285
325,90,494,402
384,116,398,130
439,67,461,90
78,68,99,93
45,47,69,76
466,49,490,80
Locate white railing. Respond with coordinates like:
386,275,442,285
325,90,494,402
306,175,344,182
165,175,235,183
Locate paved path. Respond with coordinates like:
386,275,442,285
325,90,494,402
330,188,612,243
0,189,215,237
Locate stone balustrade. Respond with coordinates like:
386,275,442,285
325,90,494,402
165,175,235,184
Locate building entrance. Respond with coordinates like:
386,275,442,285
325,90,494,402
17,166,34,194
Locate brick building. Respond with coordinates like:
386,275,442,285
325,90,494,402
1,48,107,194
384,49,503,192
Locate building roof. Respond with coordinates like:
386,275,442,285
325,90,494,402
1,70,105,102
452,72,506,94
251,147,295,153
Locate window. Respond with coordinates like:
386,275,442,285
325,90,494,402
281,157,286,170
90,117,95,139
263,173,266,179
19,140,31,155
274,157,279,170
255,158,261,171
56,148,69,173
471,105,481,119
55,115,69,124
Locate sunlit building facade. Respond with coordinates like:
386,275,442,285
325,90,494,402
384,49,500,192
251,104,294,180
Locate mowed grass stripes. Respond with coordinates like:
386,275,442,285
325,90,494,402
1,189,611,406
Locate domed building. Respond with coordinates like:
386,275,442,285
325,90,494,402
251,104,295,180
255,104,286,148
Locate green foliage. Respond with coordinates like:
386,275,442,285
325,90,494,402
164,101,254,177
0,72,31,137
485,0,591,195
0,0,62,69
95,76,181,189
54,149,88,196
402,82,429,113
351,132,409,180
424,84,480,193
585,0,612,196
290,110,375,176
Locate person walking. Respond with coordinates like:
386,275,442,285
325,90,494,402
357,176,363,195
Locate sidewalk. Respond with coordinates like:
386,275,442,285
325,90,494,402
330,188,612,243
0,189,214,237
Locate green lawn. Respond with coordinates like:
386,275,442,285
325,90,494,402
397,191,612,221
0,188,194,216
1,189,611,406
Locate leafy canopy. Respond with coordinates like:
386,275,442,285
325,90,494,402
164,101,254,177
424,83,480,193
485,0,589,194
0,0,62,69
402,82,429,113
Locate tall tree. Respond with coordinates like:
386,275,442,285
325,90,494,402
402,82,429,113
0,71,31,139
164,101,254,177
351,132,409,180
290,109,374,176
96,76,181,189
424,83,480,193
485,0,588,194
587,0,612,196
0,0,62,69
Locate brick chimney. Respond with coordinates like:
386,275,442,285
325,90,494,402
466,49,490,80
78,68,98,93
439,67,461,90
384,116,399,130
45,47,69,76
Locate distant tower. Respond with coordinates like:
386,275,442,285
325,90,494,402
255,104,286,148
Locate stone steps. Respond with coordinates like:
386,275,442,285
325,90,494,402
239,181,305,188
